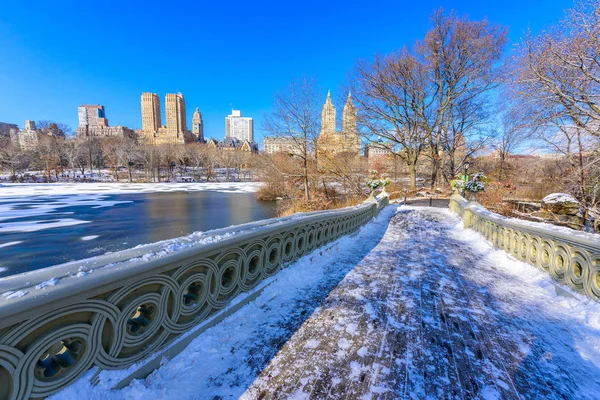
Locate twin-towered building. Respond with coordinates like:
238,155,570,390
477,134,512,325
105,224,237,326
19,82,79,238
317,91,361,157
263,91,361,157
139,92,200,145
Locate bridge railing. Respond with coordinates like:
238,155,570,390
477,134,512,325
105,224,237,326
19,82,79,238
0,194,389,400
449,193,600,301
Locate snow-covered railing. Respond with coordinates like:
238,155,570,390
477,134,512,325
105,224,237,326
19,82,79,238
0,194,389,400
449,193,600,301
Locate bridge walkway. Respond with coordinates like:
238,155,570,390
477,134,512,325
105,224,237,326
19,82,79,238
243,207,600,399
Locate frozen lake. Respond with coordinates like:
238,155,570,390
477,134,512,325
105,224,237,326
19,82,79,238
0,184,276,277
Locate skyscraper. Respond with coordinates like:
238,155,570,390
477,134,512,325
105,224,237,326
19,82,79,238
165,93,187,139
141,93,161,132
225,109,253,142
192,107,204,142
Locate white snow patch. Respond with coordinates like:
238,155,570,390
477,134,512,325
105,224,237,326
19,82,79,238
0,241,22,249
81,235,99,241
1,290,28,299
0,218,90,233
338,338,351,350
35,278,59,290
542,192,579,204
304,339,320,349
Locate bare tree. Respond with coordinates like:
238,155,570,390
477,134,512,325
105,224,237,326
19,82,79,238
263,77,322,201
420,10,507,186
511,0,600,138
490,102,532,180
0,138,28,180
510,0,600,219
116,138,140,182
350,49,429,190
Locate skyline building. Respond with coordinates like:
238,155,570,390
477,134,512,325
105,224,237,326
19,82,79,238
165,93,187,139
192,107,204,142
320,91,336,137
77,105,106,129
140,92,190,145
141,93,162,133
10,119,39,150
225,109,253,142
317,91,361,157
263,136,303,156
76,104,134,139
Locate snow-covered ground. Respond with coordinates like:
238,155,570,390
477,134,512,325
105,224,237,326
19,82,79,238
0,182,261,197
50,205,600,399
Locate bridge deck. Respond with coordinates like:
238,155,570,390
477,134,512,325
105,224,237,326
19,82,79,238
55,207,600,400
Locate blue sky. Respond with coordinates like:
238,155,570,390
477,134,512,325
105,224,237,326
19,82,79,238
0,0,570,142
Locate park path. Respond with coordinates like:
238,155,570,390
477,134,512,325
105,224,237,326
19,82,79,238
243,207,600,399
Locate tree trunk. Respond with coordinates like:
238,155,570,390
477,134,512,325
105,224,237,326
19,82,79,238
409,162,417,190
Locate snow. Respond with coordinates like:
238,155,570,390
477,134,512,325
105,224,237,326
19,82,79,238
542,192,579,204
81,235,99,241
1,290,28,299
0,182,262,198
0,241,22,249
35,277,60,290
0,218,90,233
49,205,600,399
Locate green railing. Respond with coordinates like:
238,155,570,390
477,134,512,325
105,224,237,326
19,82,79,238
0,195,389,400
449,193,600,301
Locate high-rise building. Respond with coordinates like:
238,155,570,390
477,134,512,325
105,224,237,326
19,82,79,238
78,105,106,129
225,109,253,142
192,107,204,142
165,93,187,139
0,122,19,138
139,92,188,145
10,120,40,150
76,104,134,139
141,93,162,133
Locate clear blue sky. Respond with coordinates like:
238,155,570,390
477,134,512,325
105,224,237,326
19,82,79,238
0,0,570,142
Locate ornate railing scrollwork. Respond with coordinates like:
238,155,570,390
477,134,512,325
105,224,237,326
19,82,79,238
0,194,389,400
449,194,600,301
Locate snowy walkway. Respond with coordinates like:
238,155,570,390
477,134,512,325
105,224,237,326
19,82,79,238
54,206,600,400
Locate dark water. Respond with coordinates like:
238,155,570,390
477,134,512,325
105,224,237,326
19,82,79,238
0,191,276,277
